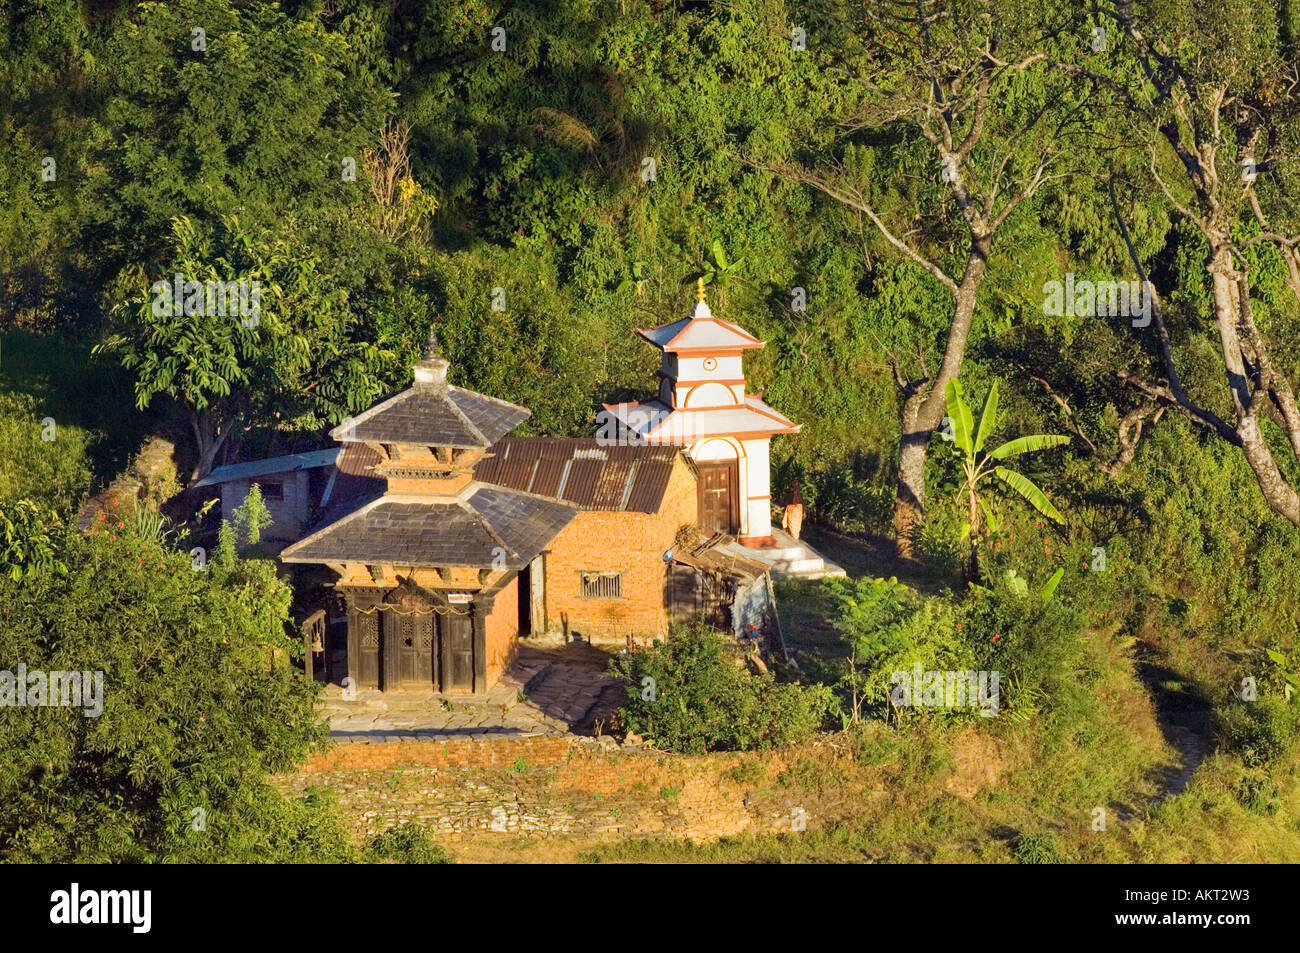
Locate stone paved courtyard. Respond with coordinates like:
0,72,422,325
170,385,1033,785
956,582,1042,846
319,641,625,742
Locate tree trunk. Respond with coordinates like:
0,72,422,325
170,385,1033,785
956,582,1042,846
190,410,231,483
1207,243,1300,524
892,247,988,556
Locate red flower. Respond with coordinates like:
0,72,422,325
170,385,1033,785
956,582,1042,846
98,513,105,521
992,634,1000,642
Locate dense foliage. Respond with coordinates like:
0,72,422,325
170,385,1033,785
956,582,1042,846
4,0,1300,861
611,626,835,753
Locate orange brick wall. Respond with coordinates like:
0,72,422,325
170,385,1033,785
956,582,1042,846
545,455,697,641
483,573,519,686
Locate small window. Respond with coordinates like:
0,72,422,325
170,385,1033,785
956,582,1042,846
580,571,622,599
257,480,284,502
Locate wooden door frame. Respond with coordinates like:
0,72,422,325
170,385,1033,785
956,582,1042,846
696,458,740,534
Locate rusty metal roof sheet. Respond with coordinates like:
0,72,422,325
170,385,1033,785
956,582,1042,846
472,438,684,513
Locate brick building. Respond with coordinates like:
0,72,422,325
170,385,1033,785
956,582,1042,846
239,295,804,694
472,437,699,644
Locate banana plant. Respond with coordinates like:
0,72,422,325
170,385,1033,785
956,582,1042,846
692,240,745,306
1264,648,1298,702
615,260,650,297
944,378,1069,581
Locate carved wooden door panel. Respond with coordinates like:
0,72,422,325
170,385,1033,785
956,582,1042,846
358,612,380,688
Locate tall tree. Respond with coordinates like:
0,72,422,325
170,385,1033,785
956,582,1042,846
754,0,1092,553
98,217,397,480
1072,0,1300,524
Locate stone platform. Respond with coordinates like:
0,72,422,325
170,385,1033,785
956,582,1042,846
318,643,624,743
721,527,846,581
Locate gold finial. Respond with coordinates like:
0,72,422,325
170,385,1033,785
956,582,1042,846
696,277,707,303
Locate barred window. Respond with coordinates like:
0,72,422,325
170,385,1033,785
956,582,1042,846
580,571,622,599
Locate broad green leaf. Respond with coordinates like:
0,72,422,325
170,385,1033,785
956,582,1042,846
993,466,1065,523
979,497,1000,531
1006,569,1029,596
973,380,999,454
987,434,1070,460
1041,568,1064,601
944,378,974,454
712,239,728,269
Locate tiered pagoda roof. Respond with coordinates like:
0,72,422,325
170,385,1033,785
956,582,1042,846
281,335,577,572
602,284,800,444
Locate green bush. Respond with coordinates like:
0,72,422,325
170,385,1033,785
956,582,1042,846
0,391,92,513
1222,696,1297,767
965,572,1092,730
365,822,453,865
1013,831,1073,864
825,575,975,722
611,625,836,753
0,516,339,862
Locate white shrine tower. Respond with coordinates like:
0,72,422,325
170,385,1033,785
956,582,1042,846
603,280,799,546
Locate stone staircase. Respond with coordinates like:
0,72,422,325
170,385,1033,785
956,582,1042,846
722,528,847,581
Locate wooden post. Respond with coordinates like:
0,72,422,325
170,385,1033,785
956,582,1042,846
303,624,313,681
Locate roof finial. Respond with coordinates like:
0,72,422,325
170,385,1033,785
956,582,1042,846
414,326,449,387
696,277,707,303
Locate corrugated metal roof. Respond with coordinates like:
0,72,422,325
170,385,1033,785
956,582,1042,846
194,448,340,488
473,437,683,513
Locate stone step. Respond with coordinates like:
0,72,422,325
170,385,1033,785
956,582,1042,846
775,556,826,573
765,546,811,560
771,559,847,581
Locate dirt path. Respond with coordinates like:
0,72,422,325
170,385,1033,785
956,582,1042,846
1135,647,1215,802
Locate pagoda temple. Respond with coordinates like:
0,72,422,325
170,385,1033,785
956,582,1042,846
280,336,578,694
601,281,799,545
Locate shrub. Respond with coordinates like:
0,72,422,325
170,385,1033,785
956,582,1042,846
611,625,836,753
824,575,975,723
1222,696,1297,767
365,822,453,864
1013,831,1072,864
0,518,336,861
965,572,1092,730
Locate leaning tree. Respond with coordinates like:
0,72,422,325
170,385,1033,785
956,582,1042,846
1066,0,1300,524
751,0,1095,553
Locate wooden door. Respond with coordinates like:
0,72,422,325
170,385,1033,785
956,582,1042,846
414,615,435,685
529,555,546,634
357,612,380,688
440,613,475,692
383,613,435,687
697,460,738,534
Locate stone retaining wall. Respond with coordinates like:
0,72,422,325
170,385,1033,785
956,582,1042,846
274,735,820,844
